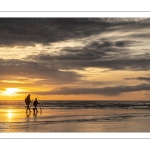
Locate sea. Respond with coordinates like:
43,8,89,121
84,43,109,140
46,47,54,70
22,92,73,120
1,100,150,132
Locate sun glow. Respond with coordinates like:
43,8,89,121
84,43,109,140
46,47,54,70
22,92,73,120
4,88,19,95
7,110,13,118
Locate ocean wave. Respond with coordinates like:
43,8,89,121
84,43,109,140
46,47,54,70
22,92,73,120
0,100,150,110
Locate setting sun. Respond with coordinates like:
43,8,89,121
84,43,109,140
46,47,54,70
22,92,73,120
5,88,18,95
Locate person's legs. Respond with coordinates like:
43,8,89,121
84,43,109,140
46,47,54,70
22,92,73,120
35,106,38,112
26,104,31,112
29,105,31,112
33,106,35,113
26,104,29,112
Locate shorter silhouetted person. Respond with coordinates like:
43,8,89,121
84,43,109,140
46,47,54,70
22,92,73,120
33,98,39,112
25,94,32,112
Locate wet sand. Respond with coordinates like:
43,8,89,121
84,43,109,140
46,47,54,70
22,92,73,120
1,107,150,132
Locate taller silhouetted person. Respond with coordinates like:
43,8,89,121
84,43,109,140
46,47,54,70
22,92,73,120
25,94,32,112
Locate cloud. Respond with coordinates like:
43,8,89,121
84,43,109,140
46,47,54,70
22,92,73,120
28,83,150,96
29,52,150,71
0,18,150,47
1,18,150,72
115,41,131,47
125,77,150,82
137,77,150,81
0,58,83,85
0,18,113,47
1,36,150,89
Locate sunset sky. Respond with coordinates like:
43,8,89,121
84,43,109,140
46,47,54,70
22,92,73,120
1,18,150,100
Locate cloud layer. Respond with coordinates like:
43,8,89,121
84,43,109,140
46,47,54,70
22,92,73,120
1,18,150,99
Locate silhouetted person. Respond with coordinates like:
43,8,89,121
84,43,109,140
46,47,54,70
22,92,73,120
33,98,39,113
25,94,32,112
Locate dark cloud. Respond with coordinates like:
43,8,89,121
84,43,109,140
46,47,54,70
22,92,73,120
125,77,150,82
137,77,150,81
30,51,150,71
60,40,134,63
0,58,83,84
0,18,150,47
27,41,118,64
115,41,131,47
131,33,150,39
89,41,113,48
60,41,115,60
0,18,112,47
90,59,150,71
29,84,150,96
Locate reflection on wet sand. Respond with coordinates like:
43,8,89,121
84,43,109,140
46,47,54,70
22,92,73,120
5,109,16,123
7,110,13,118
2,107,150,132
26,111,31,118
26,110,42,117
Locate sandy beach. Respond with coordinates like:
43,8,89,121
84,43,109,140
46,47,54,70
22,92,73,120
1,100,150,132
